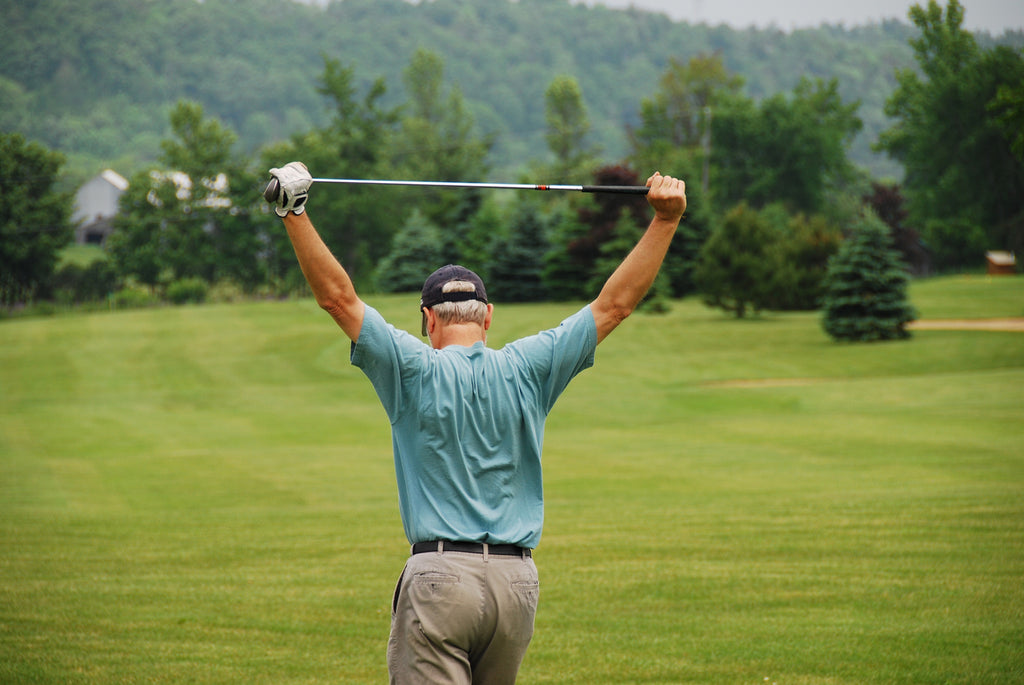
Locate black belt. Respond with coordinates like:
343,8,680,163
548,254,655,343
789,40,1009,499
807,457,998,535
412,541,532,557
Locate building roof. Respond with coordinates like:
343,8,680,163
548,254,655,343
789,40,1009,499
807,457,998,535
986,251,1017,266
100,169,129,191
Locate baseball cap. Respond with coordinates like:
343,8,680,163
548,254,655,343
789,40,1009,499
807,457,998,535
419,264,488,336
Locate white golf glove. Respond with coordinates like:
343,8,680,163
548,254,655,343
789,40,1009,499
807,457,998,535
268,161,312,217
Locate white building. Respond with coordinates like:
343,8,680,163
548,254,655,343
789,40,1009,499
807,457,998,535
72,169,129,245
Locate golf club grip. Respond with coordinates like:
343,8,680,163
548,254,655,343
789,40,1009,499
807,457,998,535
581,185,649,195
263,177,280,202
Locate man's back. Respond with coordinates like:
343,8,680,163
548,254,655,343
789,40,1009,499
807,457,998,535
352,304,596,549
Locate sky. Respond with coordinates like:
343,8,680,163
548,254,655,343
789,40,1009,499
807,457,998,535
574,0,1024,34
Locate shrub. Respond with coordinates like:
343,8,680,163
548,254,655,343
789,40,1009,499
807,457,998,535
166,277,209,305
110,284,161,310
51,259,119,304
208,279,246,303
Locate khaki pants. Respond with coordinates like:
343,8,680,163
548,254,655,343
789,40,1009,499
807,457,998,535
388,548,539,684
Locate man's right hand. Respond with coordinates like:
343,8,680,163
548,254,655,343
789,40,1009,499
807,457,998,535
268,162,312,217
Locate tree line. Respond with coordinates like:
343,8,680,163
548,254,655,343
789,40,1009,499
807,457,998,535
8,0,1021,184
2,1,1022,340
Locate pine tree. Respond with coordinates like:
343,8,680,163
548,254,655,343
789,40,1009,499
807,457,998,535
821,211,916,342
374,210,444,293
488,198,550,303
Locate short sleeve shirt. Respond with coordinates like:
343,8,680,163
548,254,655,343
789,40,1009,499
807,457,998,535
350,304,597,549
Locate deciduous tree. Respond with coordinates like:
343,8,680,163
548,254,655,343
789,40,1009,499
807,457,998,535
0,133,73,305
877,0,1024,265
694,203,776,318
543,75,600,183
712,77,862,214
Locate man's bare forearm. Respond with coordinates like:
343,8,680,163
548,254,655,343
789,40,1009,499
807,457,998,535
283,212,365,340
590,173,686,343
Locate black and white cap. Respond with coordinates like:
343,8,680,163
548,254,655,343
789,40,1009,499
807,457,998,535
420,264,488,310
419,265,488,337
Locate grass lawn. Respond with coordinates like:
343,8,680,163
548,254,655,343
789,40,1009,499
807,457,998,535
1,275,1022,684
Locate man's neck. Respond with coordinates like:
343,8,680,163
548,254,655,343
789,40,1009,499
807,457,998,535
431,323,486,349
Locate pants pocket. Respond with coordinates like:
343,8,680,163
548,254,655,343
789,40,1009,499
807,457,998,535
391,568,406,617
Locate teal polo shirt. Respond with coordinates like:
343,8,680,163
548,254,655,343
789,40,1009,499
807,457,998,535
351,304,597,549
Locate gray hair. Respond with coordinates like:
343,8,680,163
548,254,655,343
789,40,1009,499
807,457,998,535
430,299,488,327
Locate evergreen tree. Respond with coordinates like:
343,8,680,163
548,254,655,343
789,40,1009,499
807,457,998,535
375,209,445,293
589,208,670,312
821,211,916,342
542,204,592,301
488,197,550,303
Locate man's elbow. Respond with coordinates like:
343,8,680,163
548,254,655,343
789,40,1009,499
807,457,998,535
593,301,634,341
316,289,355,319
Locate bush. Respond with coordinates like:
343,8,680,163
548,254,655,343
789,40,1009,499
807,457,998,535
208,279,246,303
166,277,209,305
110,284,161,310
51,259,119,304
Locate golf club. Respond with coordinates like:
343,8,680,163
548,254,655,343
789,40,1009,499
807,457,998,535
263,176,649,203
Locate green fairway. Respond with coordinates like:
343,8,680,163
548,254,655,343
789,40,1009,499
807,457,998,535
1,275,1022,684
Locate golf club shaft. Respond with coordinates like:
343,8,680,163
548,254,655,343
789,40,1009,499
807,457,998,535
309,177,650,194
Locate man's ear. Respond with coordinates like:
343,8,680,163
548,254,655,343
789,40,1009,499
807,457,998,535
425,307,438,336
483,303,494,331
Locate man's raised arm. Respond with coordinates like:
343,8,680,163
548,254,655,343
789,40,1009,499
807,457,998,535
590,172,687,344
270,162,365,341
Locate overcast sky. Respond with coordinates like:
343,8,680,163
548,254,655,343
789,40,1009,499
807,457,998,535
574,0,1023,34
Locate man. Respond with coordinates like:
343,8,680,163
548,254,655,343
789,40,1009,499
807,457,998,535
267,162,686,684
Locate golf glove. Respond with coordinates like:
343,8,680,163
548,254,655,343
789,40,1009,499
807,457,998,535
269,162,312,217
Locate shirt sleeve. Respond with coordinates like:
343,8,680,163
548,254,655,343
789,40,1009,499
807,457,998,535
350,305,429,423
502,305,597,413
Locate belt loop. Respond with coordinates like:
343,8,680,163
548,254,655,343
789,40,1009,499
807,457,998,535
482,542,489,562
436,540,443,554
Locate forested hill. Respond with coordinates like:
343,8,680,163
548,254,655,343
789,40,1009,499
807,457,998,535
1,0,1021,184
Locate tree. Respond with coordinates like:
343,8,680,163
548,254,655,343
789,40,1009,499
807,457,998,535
488,197,550,303
877,0,1024,265
630,53,743,196
109,101,268,288
374,210,445,293
712,77,862,215
694,204,777,318
821,211,916,342
0,133,73,305
542,204,592,301
764,210,843,311
589,207,670,312
863,182,931,275
265,55,401,289
392,48,492,243
989,80,1024,163
543,75,600,183
559,165,651,298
